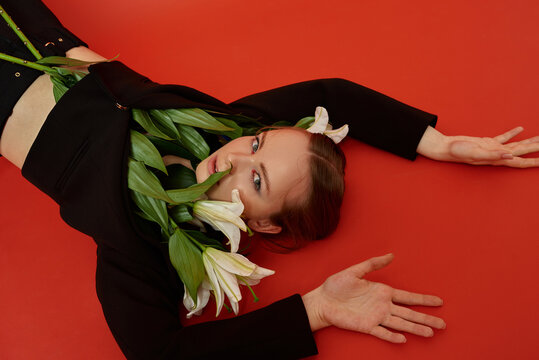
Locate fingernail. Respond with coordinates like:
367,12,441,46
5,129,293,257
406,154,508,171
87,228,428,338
502,153,513,159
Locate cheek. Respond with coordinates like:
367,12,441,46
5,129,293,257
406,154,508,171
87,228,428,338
206,171,249,202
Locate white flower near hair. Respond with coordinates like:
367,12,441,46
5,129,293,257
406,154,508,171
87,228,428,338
306,106,349,144
202,247,275,316
192,189,246,253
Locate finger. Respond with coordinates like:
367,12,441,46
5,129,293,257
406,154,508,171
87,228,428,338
507,135,539,146
509,142,539,157
382,315,434,337
348,253,394,278
391,304,446,329
501,156,539,168
369,326,406,343
494,126,524,143
393,289,443,306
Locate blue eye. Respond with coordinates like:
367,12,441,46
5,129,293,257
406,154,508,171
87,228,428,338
252,136,260,153
252,170,261,191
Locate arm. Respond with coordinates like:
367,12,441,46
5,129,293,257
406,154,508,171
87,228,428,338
96,244,318,360
229,79,539,167
229,78,437,160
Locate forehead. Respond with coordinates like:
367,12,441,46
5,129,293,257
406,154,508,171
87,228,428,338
262,129,311,203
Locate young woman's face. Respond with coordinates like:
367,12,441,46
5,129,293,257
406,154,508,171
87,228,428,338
196,129,311,229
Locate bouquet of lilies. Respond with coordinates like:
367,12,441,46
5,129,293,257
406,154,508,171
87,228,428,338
128,108,277,317
1,4,349,317
0,4,276,317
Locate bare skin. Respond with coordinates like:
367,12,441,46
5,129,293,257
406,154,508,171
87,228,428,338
0,46,104,168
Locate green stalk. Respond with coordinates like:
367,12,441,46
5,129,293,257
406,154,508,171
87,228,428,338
0,52,52,73
0,5,43,60
238,276,259,302
185,231,207,252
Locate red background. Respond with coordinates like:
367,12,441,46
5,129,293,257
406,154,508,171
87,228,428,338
1,0,538,359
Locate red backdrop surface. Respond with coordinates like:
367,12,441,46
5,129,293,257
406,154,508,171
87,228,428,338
1,0,538,359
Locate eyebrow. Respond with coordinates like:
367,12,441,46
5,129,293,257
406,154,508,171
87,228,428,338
259,132,271,195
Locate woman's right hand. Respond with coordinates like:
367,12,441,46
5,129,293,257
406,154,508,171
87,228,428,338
301,254,446,343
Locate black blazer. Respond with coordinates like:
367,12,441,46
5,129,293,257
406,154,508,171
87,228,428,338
21,61,436,360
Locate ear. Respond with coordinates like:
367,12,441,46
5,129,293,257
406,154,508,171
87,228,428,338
247,218,282,234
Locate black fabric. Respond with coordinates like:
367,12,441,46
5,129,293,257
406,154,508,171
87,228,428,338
0,0,87,142
21,61,437,359
21,65,320,359
8,1,438,359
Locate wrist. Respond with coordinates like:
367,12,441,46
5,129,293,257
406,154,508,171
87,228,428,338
416,126,451,161
302,288,330,332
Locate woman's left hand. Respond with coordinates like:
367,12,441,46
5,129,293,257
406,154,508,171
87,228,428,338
302,254,446,343
417,126,539,168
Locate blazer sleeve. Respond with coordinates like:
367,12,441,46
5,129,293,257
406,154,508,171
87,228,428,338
228,78,438,160
96,244,318,360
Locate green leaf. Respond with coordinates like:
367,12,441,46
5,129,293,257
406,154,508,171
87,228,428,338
166,168,230,203
295,116,315,129
132,109,174,140
165,108,234,131
177,124,210,160
169,204,193,223
271,121,291,127
185,230,226,251
50,76,69,102
36,54,119,67
131,191,169,231
53,66,88,79
161,164,197,190
205,110,266,128
130,130,168,174
148,110,181,140
169,229,205,303
203,117,243,139
146,135,197,161
127,159,173,202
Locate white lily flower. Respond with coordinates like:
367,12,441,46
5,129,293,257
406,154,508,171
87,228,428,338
306,106,349,144
182,279,211,318
202,247,275,316
193,189,246,253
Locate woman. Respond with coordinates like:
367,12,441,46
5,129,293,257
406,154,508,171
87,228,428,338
1,1,538,359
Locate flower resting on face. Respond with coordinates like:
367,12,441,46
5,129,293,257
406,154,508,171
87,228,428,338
192,189,246,253
195,129,312,235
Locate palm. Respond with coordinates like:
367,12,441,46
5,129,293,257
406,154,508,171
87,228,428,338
304,254,445,343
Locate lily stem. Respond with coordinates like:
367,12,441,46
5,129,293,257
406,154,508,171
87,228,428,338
0,5,43,60
0,52,52,73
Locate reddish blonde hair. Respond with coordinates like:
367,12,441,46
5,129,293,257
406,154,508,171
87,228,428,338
263,131,346,251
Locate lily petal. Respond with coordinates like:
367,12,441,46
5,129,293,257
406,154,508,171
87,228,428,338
203,254,224,316
324,124,349,144
241,265,276,286
214,261,242,311
206,247,256,276
307,106,329,134
183,280,211,318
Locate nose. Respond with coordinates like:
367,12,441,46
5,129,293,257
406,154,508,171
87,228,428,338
225,152,251,173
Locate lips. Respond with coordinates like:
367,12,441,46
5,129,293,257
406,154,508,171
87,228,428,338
207,155,218,175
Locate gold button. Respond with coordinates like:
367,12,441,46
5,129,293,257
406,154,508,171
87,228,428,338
44,41,55,47
58,38,64,42
14,72,21,77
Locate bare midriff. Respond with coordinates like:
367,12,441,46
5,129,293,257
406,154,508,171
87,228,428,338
0,46,106,169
